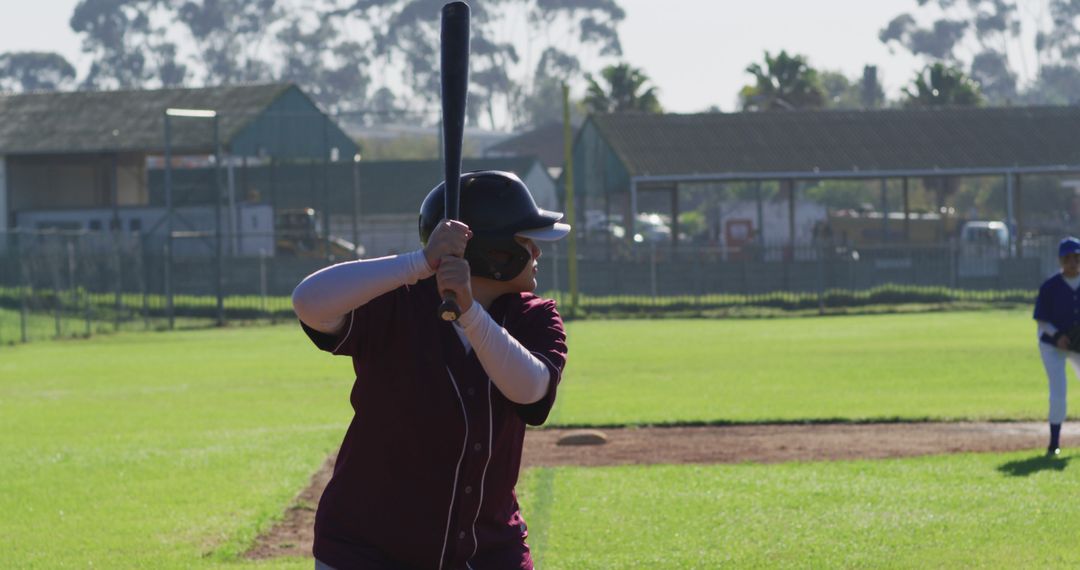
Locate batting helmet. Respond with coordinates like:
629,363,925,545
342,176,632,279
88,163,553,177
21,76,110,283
419,170,570,281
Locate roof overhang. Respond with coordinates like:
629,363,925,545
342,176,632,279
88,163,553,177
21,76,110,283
629,164,1080,186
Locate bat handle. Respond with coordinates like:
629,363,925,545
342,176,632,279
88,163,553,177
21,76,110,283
439,291,461,322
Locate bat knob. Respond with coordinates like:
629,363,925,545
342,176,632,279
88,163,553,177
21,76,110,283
439,291,461,321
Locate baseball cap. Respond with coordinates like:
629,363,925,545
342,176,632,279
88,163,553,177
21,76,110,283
1059,237,1080,257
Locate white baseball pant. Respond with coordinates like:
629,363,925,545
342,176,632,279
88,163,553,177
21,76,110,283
1038,341,1080,424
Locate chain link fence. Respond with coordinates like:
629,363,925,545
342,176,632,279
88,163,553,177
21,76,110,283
1,228,1060,345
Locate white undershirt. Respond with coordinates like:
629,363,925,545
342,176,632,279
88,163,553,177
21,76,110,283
291,250,551,404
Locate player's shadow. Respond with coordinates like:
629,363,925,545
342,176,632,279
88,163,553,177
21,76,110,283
997,453,1072,477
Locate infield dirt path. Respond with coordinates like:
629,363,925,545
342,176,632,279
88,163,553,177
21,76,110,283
245,421,1070,560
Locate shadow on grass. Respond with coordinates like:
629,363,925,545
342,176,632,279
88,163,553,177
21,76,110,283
997,453,1072,477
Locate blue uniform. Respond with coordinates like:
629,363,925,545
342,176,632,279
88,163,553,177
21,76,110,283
1033,273,1080,345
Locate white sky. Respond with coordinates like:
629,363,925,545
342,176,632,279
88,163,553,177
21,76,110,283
1,0,930,113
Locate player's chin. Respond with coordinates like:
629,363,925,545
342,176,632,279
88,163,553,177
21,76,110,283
512,274,537,293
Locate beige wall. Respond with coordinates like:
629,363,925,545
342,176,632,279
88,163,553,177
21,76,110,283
8,153,147,212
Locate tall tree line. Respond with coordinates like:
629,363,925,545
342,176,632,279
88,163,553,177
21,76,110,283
880,0,1080,105
0,0,626,130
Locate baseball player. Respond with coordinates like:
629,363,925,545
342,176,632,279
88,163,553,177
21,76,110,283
1033,236,1080,457
292,170,569,570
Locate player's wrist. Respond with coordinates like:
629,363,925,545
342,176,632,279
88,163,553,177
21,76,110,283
457,297,479,325
413,249,437,277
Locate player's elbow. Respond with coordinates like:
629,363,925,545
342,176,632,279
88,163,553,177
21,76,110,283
291,278,315,322
508,376,549,405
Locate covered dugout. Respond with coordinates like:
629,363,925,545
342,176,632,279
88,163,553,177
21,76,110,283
0,82,358,249
571,107,1080,253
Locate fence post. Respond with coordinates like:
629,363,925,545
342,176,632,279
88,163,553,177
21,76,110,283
113,233,122,332
650,241,658,300
136,236,148,330
259,250,268,318
83,278,91,337
53,271,62,338
551,241,560,297
948,238,958,289
19,250,29,343
165,241,174,330
817,244,826,315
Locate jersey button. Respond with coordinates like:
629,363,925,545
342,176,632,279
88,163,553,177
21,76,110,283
467,387,476,396
464,485,473,494
458,531,466,540
474,443,483,451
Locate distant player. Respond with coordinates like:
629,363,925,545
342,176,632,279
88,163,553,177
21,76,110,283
291,170,569,570
1033,236,1080,456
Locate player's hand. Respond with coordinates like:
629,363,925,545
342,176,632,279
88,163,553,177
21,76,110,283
436,255,473,313
424,219,472,270
1057,335,1070,350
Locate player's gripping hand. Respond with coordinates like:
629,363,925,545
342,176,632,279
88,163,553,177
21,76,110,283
1058,334,1071,351
436,255,473,313
424,219,472,270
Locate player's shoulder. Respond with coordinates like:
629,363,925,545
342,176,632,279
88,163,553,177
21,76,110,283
518,292,560,316
1040,273,1065,290
498,292,562,327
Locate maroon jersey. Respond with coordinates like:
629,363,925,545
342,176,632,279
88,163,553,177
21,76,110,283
301,277,567,570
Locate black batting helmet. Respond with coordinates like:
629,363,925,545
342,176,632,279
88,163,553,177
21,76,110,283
419,170,570,281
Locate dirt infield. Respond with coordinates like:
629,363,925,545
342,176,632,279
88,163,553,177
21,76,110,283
245,421,1064,560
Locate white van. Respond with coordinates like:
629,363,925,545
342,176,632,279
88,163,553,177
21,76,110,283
958,221,1010,277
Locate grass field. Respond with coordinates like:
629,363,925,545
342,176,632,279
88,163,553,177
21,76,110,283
520,453,1080,569
1,310,1071,568
554,310,1047,425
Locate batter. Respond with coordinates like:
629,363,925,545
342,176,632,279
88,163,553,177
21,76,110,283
292,171,570,569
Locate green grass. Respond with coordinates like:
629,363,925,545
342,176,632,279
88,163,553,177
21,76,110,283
519,452,1080,569
0,310,1061,568
0,326,352,569
0,306,228,345
551,310,1044,426
547,283,1035,316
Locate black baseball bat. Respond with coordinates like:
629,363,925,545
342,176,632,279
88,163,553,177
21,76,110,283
438,1,470,322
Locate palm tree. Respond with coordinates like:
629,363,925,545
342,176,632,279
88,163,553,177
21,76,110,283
902,63,984,107
740,50,826,111
583,63,662,114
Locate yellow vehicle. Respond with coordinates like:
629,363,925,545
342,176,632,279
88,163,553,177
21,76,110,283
275,208,362,259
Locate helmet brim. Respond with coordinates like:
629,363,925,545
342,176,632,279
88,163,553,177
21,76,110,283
516,221,571,241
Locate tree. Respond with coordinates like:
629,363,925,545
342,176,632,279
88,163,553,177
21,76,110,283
276,16,372,113
328,0,626,129
902,63,983,107
71,0,188,88
65,0,627,128
70,0,373,111
519,47,583,128
880,0,1080,105
739,50,826,111
179,0,281,84
0,52,77,92
819,71,861,109
583,62,662,114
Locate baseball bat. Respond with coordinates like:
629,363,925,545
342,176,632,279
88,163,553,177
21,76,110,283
438,1,470,322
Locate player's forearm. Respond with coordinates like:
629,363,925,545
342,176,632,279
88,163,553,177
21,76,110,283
458,304,551,404
1037,319,1064,345
1038,320,1059,337
292,250,434,333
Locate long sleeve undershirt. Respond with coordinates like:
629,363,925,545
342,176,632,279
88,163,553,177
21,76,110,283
292,250,550,404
